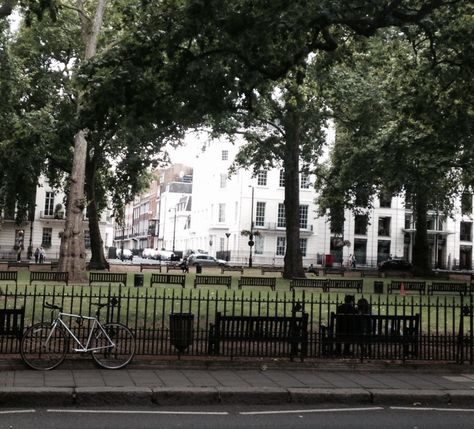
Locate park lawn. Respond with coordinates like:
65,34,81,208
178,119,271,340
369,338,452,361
1,269,468,334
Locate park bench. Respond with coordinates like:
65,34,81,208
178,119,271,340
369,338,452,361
238,276,276,291
194,275,232,289
428,282,470,296
0,307,25,340
260,266,284,275
321,312,420,361
150,273,186,288
166,263,185,273
89,272,127,287
327,279,363,293
290,278,328,291
322,267,345,276
140,264,162,273
0,271,18,285
208,311,308,360
221,266,244,274
7,261,29,270
30,271,69,285
389,280,425,295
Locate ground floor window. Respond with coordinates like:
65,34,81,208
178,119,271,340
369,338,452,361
254,235,264,255
84,230,91,249
299,238,307,257
42,228,52,248
276,237,286,256
459,245,472,270
354,238,367,265
377,240,391,263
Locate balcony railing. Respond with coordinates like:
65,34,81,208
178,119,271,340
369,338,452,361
254,222,313,233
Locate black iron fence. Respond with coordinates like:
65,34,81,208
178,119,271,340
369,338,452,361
0,284,472,364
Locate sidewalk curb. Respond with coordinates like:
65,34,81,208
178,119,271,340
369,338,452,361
0,387,473,407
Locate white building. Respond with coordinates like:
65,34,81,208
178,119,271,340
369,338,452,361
0,177,114,261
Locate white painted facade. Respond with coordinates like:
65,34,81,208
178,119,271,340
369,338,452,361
0,177,114,261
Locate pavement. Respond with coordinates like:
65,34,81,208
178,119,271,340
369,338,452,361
0,359,474,408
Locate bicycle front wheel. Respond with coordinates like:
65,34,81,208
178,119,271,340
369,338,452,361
91,323,135,369
20,323,68,370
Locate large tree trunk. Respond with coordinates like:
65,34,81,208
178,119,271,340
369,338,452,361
412,190,431,276
86,154,109,270
283,110,305,279
58,0,107,281
58,130,88,281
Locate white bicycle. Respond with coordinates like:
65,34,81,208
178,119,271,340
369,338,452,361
20,299,135,370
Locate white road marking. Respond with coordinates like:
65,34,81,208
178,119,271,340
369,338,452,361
390,406,474,412
0,410,36,414
47,409,229,415
239,407,384,415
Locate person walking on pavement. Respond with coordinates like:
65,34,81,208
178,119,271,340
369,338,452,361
39,246,45,263
34,247,40,263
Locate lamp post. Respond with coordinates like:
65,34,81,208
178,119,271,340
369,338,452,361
225,232,231,261
248,186,255,268
169,206,178,253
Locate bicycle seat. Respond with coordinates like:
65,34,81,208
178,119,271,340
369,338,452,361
44,302,63,312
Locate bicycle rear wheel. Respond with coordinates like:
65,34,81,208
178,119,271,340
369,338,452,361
20,323,68,370
91,323,135,369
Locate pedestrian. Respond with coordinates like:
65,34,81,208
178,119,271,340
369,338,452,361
356,298,372,357
39,246,45,263
335,295,356,356
34,247,40,264
351,254,357,268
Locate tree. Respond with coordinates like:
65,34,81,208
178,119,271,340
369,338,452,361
316,3,474,275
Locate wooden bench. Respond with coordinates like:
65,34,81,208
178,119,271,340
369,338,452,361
194,275,232,289
30,271,69,285
389,280,425,295
327,279,363,293
290,278,328,291
0,271,18,285
428,282,470,296
7,261,29,270
150,273,185,288
0,308,25,339
323,267,345,276
140,264,162,273
260,266,283,275
238,276,276,291
89,272,127,286
166,263,184,273
321,312,420,361
208,311,308,360
221,266,244,274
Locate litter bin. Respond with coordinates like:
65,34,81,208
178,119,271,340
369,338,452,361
374,281,384,294
169,313,194,353
196,264,202,274
134,273,144,287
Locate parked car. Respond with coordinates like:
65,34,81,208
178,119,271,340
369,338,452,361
116,248,133,260
378,258,412,272
142,248,159,259
157,250,175,261
187,254,228,267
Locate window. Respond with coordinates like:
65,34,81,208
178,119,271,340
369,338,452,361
460,221,472,241
462,193,472,215
42,228,52,247
257,170,267,186
220,173,227,188
405,214,412,230
378,217,391,236
221,150,228,161
379,192,392,208
299,238,307,257
377,240,391,263
218,203,226,223
255,202,266,227
299,205,308,229
354,238,367,264
276,237,286,256
219,237,225,251
44,191,54,216
277,203,286,227
84,230,91,248
254,235,264,255
279,170,285,187
354,214,368,235
300,173,310,189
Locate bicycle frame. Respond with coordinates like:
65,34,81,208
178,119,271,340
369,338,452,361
45,312,115,353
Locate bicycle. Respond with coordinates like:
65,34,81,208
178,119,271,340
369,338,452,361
20,299,135,370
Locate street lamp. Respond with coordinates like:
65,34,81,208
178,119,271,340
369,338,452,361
248,186,255,268
225,232,231,261
169,206,177,253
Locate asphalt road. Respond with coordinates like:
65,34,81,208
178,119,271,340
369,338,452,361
2,405,474,429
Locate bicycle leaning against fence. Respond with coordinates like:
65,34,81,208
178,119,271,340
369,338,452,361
20,298,136,370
